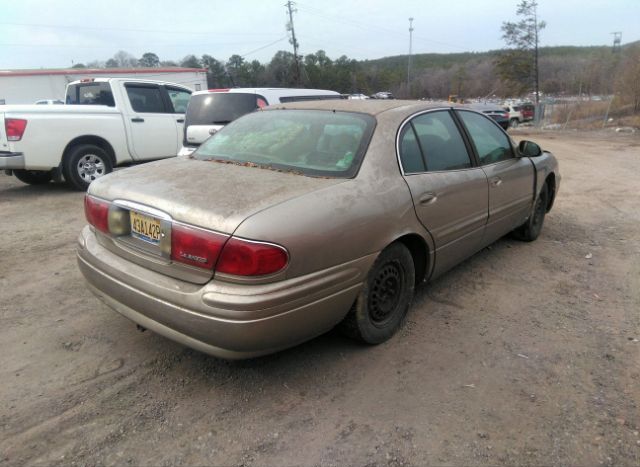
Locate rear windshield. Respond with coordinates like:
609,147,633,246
193,109,375,178
65,82,115,106
185,93,263,127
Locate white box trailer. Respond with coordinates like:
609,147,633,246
0,67,207,105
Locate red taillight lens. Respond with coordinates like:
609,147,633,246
5,118,28,141
217,237,288,276
171,223,227,269
84,195,110,233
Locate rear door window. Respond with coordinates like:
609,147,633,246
65,82,115,106
125,85,166,113
410,111,472,171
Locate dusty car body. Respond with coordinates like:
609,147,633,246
77,100,560,359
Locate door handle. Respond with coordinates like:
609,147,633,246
419,192,438,205
176,118,185,123
490,177,502,187
131,117,145,123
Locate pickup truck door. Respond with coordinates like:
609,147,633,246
455,110,534,244
123,83,182,160
399,110,489,277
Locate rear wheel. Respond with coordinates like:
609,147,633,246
510,118,519,129
512,183,548,242
63,144,113,191
340,243,415,344
13,169,52,185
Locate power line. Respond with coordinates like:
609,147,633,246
0,21,282,37
240,36,288,58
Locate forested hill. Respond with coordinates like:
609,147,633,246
357,44,633,99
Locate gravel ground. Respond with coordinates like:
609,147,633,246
1,130,639,466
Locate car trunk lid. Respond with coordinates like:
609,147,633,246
88,157,345,284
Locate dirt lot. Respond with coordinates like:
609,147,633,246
1,130,639,466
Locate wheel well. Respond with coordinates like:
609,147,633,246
544,173,556,211
395,234,429,285
62,136,116,166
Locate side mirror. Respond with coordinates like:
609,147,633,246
518,140,542,157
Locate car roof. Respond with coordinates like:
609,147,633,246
192,87,339,97
262,99,454,117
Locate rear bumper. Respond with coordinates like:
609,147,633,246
0,152,25,170
77,226,372,359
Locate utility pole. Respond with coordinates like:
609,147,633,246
407,17,414,94
533,5,540,105
285,1,301,86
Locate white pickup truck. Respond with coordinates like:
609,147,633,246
0,77,192,190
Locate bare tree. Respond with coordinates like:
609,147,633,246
497,0,546,101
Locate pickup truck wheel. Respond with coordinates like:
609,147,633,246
510,118,519,128
13,169,52,185
63,145,113,191
513,183,548,242
339,243,415,344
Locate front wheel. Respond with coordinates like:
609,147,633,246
63,144,113,191
13,169,52,185
340,243,415,344
512,183,548,242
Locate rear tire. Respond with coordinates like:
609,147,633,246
63,144,113,191
512,183,548,242
13,169,52,185
340,243,415,344
510,118,519,129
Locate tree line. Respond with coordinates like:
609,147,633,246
71,44,639,109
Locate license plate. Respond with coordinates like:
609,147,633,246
130,211,162,245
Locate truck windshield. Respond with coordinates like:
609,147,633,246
66,82,115,107
193,109,376,179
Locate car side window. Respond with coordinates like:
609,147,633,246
411,111,472,171
399,125,426,173
125,85,165,113
457,110,514,165
165,87,191,114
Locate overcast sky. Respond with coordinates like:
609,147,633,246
1,0,638,69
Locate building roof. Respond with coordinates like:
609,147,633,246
0,67,205,78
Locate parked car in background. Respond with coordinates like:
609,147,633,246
504,102,535,127
1,77,192,190
348,93,370,100
34,99,64,105
372,91,395,99
179,87,341,156
78,100,560,359
468,103,510,130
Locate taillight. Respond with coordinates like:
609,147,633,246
171,223,227,269
217,237,288,276
5,118,27,141
84,195,110,233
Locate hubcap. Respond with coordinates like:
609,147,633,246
77,154,106,182
369,262,403,326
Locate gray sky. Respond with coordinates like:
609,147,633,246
1,0,638,69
